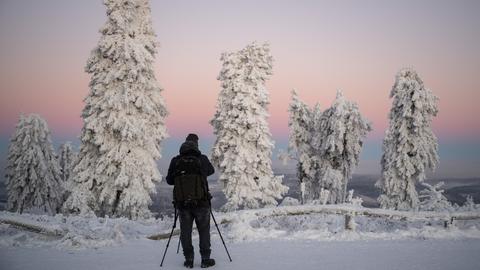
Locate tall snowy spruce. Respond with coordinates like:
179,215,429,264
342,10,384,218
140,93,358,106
211,42,288,211
376,68,439,210
313,91,371,203
5,114,63,215
287,90,317,203
64,0,168,219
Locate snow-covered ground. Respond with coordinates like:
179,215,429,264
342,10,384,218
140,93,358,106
2,238,480,270
1,204,480,269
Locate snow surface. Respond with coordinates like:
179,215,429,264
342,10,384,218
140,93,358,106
2,204,480,249
1,204,480,269
1,238,480,270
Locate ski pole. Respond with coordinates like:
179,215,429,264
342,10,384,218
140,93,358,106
210,208,232,262
160,207,178,267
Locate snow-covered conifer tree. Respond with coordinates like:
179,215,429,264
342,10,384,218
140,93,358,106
211,42,288,211
5,114,63,215
58,142,77,184
376,68,439,210
308,103,324,200
460,195,479,211
419,182,452,211
58,142,77,203
288,90,317,203
313,91,371,204
64,0,168,219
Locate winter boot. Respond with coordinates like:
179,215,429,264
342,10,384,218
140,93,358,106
184,259,194,268
201,258,215,268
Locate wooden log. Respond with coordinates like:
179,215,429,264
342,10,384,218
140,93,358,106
0,217,66,237
147,215,232,240
147,228,180,240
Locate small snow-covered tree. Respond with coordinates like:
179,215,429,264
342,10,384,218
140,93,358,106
345,189,363,207
318,188,330,205
58,142,77,203
288,90,317,203
58,142,77,183
459,195,479,211
419,182,452,211
376,68,439,210
211,42,288,211
5,114,63,215
313,91,371,204
64,0,168,219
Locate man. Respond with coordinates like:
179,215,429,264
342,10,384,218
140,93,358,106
166,133,216,268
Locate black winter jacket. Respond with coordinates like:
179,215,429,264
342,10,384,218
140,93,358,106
166,141,215,187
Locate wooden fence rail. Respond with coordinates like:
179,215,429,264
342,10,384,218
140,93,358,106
1,205,479,239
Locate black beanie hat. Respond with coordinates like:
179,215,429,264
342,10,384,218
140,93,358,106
186,133,199,143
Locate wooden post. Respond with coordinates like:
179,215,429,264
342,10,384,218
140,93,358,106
444,217,455,228
345,213,356,231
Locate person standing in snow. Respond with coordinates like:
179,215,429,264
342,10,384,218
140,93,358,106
166,134,216,268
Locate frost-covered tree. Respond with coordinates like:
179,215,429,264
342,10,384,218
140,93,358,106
58,142,77,203
345,189,364,207
285,90,370,204
313,91,371,204
58,142,77,184
211,42,288,211
376,68,439,210
419,182,452,212
64,0,168,219
458,195,479,211
5,114,63,215
308,103,324,200
288,90,317,203
318,188,330,205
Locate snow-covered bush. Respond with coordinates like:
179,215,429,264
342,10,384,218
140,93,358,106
64,0,168,219
419,182,452,212
459,196,479,211
211,42,288,211
345,190,364,207
5,114,63,215
376,68,439,210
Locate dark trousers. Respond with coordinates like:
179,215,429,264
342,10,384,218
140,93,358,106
178,205,211,260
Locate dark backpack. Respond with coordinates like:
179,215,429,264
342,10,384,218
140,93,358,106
173,155,208,204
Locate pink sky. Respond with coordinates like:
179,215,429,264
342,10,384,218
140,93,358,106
0,0,479,176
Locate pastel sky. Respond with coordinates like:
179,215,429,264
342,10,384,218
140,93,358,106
0,0,479,178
